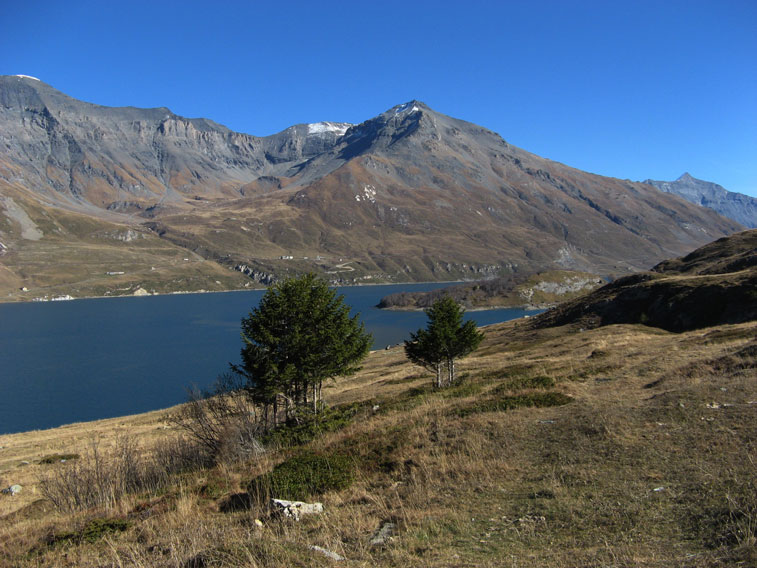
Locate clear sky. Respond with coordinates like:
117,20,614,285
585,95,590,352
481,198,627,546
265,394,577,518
2,0,756,196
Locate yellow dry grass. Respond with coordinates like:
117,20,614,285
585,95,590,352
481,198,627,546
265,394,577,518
1,318,755,567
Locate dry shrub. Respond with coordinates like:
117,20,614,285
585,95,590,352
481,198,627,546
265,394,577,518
39,436,131,512
152,433,213,474
48,517,131,546
169,375,265,465
38,434,207,513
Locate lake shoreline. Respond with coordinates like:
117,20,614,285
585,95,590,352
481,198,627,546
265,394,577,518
4,279,470,305
1,281,535,434
377,303,550,312
0,311,536,438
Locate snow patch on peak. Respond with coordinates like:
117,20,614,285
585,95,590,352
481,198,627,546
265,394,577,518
14,74,40,81
394,102,421,115
307,122,352,136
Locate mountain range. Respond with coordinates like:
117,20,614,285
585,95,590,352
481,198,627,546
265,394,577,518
644,173,757,228
0,75,742,300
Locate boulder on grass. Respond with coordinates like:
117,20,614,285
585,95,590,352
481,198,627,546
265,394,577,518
270,498,323,521
309,545,344,561
370,521,396,547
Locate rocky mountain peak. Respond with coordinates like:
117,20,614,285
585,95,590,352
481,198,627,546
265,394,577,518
390,100,425,115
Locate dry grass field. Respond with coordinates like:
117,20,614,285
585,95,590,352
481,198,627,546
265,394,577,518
1,315,755,567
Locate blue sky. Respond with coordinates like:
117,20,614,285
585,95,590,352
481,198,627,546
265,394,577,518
2,0,756,196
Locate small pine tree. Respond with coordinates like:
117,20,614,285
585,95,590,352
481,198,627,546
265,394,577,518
233,274,372,426
404,296,484,388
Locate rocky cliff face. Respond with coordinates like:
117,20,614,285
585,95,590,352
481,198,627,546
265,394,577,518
0,75,353,209
644,173,757,228
0,75,744,298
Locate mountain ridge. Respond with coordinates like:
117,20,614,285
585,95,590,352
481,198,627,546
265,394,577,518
0,75,743,300
644,172,757,228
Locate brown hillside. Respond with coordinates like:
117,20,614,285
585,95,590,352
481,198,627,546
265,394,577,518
532,229,757,332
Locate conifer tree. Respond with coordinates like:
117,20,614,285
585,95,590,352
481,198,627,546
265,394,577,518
404,296,484,388
233,274,372,425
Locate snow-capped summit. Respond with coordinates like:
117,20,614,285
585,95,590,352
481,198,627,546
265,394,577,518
13,74,40,81
393,101,421,115
307,121,352,136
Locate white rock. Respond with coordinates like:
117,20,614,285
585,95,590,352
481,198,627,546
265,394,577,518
309,545,344,561
370,521,396,547
271,498,323,521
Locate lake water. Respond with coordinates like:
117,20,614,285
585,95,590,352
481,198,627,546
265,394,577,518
0,284,537,434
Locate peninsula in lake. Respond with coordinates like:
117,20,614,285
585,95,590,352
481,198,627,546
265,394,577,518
377,270,604,310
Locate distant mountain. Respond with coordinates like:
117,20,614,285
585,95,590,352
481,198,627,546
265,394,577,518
0,75,743,300
644,173,757,228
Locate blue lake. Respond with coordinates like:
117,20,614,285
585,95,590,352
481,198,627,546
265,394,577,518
0,284,537,434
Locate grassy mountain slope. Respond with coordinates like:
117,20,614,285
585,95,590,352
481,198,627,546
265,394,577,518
1,321,754,567
0,180,251,301
1,231,755,567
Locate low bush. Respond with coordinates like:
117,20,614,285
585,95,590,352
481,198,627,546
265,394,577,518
151,434,213,474
49,517,130,545
332,423,411,474
493,375,555,392
439,383,482,398
38,434,207,513
199,470,233,499
39,453,80,464
169,374,264,464
248,451,355,502
455,392,573,417
261,403,361,448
